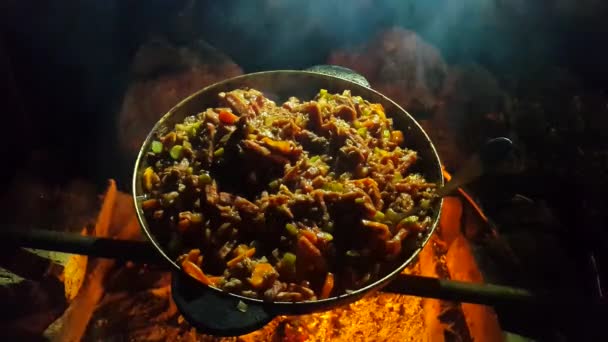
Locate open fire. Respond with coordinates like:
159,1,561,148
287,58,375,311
0,27,512,341
0,179,501,341
2,0,607,338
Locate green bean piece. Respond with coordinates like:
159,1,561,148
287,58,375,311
151,140,163,154
170,145,183,160
285,223,298,236
199,173,212,185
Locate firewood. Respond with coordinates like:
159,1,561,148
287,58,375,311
44,180,141,342
447,235,503,342
418,235,449,342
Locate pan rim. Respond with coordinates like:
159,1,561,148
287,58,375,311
132,69,444,309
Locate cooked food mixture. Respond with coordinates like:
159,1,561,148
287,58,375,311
141,88,437,301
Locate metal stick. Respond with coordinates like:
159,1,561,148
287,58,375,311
437,137,513,197
384,274,536,306
0,227,163,264
0,227,537,307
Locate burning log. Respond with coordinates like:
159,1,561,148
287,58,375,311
414,195,506,342
0,166,497,339
62,228,88,301
77,191,497,341
0,178,101,339
0,248,65,283
44,180,142,342
0,247,68,339
447,236,503,342
441,197,503,342
0,277,67,340
418,238,441,341
439,197,464,246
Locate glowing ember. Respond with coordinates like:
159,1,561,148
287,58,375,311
238,276,425,341
54,180,502,341
62,228,88,301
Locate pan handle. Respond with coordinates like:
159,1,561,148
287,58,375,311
1,227,538,307
0,227,164,264
382,273,536,307
305,65,371,88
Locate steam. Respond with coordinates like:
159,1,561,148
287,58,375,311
195,0,389,69
194,0,606,80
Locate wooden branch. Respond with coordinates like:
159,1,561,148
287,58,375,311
44,180,145,342
0,248,64,282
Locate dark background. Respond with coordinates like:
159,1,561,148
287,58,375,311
2,0,607,188
1,1,608,338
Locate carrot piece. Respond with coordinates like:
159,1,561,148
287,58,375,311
320,272,334,299
244,247,256,257
385,228,408,256
261,137,293,154
360,119,376,128
232,244,250,258
143,168,154,191
177,218,191,232
142,199,160,210
226,247,256,268
185,249,202,264
391,130,404,145
296,235,326,273
297,235,322,259
369,103,386,119
385,240,401,256
181,259,213,286
361,219,390,240
219,110,239,124
226,254,246,268
248,263,275,289
299,229,318,244
208,276,223,285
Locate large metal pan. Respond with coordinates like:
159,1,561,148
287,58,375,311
131,66,444,333
0,67,545,336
